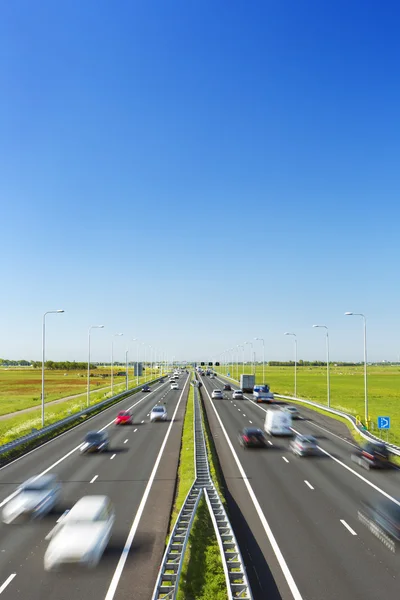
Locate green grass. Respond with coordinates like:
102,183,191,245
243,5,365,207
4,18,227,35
216,364,400,446
0,367,162,416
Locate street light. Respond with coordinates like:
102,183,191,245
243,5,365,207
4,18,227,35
345,312,368,423
42,310,64,427
312,325,330,408
111,333,123,395
255,338,265,384
87,325,104,407
245,341,253,375
284,333,297,397
132,338,139,385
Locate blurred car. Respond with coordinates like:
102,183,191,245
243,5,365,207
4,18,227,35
209,373,215,379
223,383,232,391
211,389,223,399
142,384,151,392
283,405,300,419
150,406,168,422
2,474,61,524
351,442,391,470
289,434,318,456
44,495,115,570
358,499,400,552
171,382,179,390
159,378,165,383
80,431,109,454
238,428,267,448
115,410,132,426
232,389,244,399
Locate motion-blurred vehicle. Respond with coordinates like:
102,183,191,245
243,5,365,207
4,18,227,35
351,442,391,470
80,431,109,454
142,384,151,392
159,378,165,383
283,405,300,419
223,383,232,391
211,389,223,399
289,434,318,456
264,409,292,436
2,474,61,524
171,381,178,390
209,373,215,379
44,495,115,570
232,389,244,399
253,384,274,403
358,499,400,553
238,428,268,448
114,410,132,426
150,406,168,422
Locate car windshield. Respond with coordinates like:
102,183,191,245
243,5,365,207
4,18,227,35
153,407,165,413
22,479,52,491
85,433,103,443
299,436,316,444
244,429,263,436
118,412,129,416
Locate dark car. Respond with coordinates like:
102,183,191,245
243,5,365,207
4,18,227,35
223,384,232,391
142,384,151,392
80,431,109,454
238,428,267,448
358,499,400,552
351,441,391,470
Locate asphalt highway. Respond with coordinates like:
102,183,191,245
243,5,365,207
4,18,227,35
200,374,400,600
0,374,190,600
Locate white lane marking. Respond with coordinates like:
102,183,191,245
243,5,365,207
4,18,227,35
304,480,314,490
0,379,175,508
202,384,304,600
340,519,357,535
90,475,98,483
234,404,236,407
0,574,16,594
243,414,246,417
282,456,289,463
104,378,189,600
147,414,150,417
238,408,241,411
110,454,116,460
249,420,253,424
133,428,138,432
268,441,273,446
303,419,358,448
124,439,128,444
141,420,144,424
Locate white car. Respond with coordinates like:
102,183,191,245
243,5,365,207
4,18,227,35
232,389,244,399
211,389,223,399
283,405,300,419
171,382,178,390
150,405,168,422
44,495,115,570
209,373,215,379
2,474,61,524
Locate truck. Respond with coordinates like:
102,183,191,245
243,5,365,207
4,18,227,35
240,374,255,393
253,384,274,403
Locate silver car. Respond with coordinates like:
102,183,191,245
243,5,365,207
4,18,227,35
289,434,318,456
211,389,223,399
150,406,168,422
2,474,61,524
232,389,244,399
284,405,300,419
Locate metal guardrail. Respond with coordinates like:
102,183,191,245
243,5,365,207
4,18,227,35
0,376,164,457
152,384,253,600
213,371,400,457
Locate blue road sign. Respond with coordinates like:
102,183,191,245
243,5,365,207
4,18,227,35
378,416,391,429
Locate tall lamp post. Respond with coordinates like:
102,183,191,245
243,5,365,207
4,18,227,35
284,332,297,397
131,338,139,385
111,333,123,395
87,325,104,407
245,341,253,375
345,312,368,423
255,337,265,383
312,325,330,408
125,349,129,391
42,309,64,427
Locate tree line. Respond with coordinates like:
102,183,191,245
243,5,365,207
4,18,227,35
31,361,98,370
267,361,360,367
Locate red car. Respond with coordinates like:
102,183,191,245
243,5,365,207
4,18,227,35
115,410,133,425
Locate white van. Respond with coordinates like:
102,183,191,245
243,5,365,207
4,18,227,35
264,409,292,436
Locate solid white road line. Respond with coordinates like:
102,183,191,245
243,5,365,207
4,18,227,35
0,380,172,508
104,377,189,600
133,428,138,432
110,454,116,460
124,439,128,444
90,475,98,483
268,441,273,446
282,457,289,463
202,384,304,600
340,519,357,536
304,480,314,490
0,574,16,594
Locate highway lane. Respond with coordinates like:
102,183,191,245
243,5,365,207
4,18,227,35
0,374,190,600
201,375,400,600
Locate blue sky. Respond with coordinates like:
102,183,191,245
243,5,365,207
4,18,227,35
1,0,400,363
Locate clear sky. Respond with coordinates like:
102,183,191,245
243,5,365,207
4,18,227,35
1,0,400,364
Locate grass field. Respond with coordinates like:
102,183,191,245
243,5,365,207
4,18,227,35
216,364,400,445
